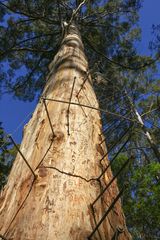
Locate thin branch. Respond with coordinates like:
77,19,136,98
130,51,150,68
82,8,136,20
141,107,160,117
0,2,59,25
57,0,62,25
1,47,53,58
16,33,55,46
15,18,38,25
2,37,55,96
84,36,159,71
0,33,53,57
13,53,46,91
69,0,87,25
60,1,72,10
10,47,52,53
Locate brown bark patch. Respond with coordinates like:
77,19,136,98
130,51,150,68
35,119,45,143
38,167,48,178
48,133,55,142
98,134,102,142
70,141,77,145
19,176,32,193
37,108,42,118
41,119,45,125
70,226,91,240
54,131,64,143
63,181,67,191
18,175,33,206
0,195,5,205
96,144,104,156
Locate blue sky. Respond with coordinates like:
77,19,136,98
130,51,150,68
0,1,160,144
138,0,160,55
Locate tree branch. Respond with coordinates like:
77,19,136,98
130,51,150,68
84,36,159,70
16,34,55,46
141,107,160,117
1,47,53,58
82,9,136,20
57,0,62,25
0,2,59,25
69,0,87,25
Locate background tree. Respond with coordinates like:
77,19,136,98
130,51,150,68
0,123,18,190
0,123,11,189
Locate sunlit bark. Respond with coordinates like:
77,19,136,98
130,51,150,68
0,23,131,240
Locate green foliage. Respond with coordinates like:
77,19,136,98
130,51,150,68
0,0,143,100
112,154,160,239
0,123,17,190
127,163,160,239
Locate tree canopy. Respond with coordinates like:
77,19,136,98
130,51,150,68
0,0,152,100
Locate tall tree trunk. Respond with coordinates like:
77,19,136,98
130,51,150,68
0,23,131,240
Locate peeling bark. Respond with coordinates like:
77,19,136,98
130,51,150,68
0,23,131,240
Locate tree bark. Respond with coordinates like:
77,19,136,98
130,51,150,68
0,23,131,240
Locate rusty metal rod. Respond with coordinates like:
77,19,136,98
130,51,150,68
41,97,137,123
99,118,127,144
87,187,124,239
43,99,55,138
76,71,89,97
92,157,132,206
4,178,35,236
99,125,132,163
67,77,76,135
9,136,36,178
98,135,131,180
100,109,132,136
90,204,103,240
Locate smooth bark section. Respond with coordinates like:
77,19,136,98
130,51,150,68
0,23,131,240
